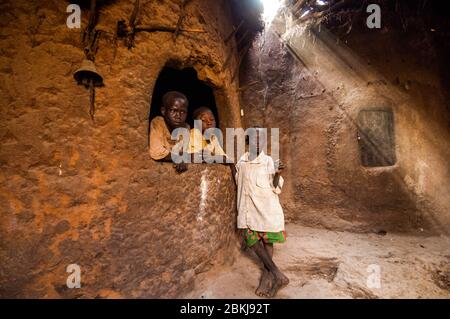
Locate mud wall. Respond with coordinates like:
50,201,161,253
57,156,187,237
0,0,241,298
239,11,450,234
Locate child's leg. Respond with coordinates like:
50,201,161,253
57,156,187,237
255,243,274,297
251,240,289,297
263,243,289,297
264,242,273,258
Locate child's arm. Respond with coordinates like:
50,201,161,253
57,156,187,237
273,160,285,188
230,163,237,185
149,118,171,161
231,157,239,185
157,152,188,173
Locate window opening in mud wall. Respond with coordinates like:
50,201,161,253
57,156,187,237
357,108,396,167
150,66,219,128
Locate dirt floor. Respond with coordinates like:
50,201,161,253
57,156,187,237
186,224,450,299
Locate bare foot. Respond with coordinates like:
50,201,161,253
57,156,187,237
268,271,289,298
255,269,272,297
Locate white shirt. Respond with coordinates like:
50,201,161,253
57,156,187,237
235,151,285,232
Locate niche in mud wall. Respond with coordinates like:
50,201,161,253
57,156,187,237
150,66,220,129
357,108,397,167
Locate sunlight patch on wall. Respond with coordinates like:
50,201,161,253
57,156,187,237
261,0,282,24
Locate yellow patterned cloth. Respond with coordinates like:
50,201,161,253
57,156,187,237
187,128,226,156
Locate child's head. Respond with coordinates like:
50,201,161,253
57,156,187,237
247,126,267,155
193,107,216,132
161,91,188,129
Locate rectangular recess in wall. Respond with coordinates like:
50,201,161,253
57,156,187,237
357,108,396,167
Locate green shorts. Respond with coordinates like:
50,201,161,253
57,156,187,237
244,229,286,247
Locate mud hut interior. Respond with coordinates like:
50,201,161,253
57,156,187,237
0,0,449,299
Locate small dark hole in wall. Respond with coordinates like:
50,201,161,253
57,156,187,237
357,108,396,167
150,66,219,128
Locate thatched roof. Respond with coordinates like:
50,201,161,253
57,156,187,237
286,0,450,35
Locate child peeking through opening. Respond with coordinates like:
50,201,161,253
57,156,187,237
149,91,190,173
187,106,227,163
233,127,289,298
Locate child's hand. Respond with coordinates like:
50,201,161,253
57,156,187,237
275,159,285,173
174,162,188,173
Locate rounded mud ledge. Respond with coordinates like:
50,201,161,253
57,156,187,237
109,162,238,298
100,163,237,298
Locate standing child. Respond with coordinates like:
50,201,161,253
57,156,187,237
234,127,289,298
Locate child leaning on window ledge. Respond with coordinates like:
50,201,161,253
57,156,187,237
149,91,190,173
187,106,228,163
